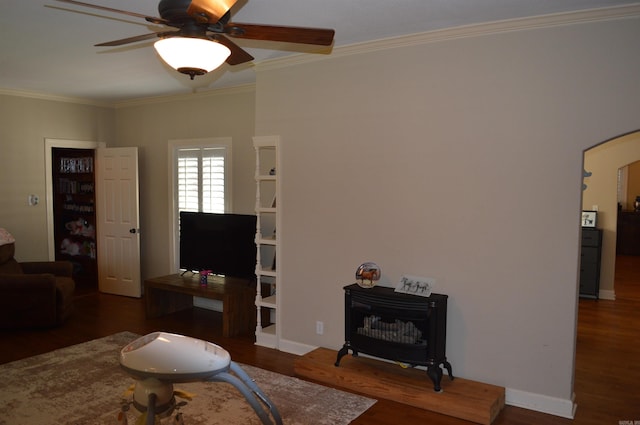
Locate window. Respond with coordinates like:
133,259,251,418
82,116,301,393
177,147,225,213
169,138,232,272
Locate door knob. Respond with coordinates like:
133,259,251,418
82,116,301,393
129,228,137,234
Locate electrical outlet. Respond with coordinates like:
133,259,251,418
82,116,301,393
316,321,324,335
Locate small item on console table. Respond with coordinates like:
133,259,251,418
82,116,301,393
200,270,211,286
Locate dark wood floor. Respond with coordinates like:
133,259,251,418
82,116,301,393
1,257,639,424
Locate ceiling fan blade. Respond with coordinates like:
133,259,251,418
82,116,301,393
213,35,254,65
55,0,168,25
224,23,334,46
188,0,238,24
95,31,177,47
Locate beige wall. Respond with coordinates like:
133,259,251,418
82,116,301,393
255,14,640,413
0,94,115,261
583,131,640,297
113,86,256,279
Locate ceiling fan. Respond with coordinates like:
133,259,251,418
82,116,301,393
56,0,335,79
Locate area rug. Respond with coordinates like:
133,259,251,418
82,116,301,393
0,332,375,424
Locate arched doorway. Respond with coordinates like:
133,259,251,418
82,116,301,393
582,130,640,299
573,130,640,420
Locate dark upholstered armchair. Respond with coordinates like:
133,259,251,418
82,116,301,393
0,232,75,328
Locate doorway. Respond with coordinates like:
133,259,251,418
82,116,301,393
45,139,106,293
615,160,640,300
582,130,640,299
575,130,640,420
51,147,98,292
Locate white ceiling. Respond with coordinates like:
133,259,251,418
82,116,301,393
1,0,637,104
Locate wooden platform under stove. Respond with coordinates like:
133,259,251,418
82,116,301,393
294,347,505,425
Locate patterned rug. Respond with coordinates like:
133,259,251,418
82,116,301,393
0,332,375,424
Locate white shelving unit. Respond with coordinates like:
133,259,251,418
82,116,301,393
254,136,280,348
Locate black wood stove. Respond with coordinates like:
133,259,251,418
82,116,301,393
335,283,453,391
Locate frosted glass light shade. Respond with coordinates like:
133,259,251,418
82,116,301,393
154,37,231,78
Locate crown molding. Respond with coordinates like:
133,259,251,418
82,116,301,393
113,83,256,109
0,83,257,109
0,88,113,108
257,4,640,72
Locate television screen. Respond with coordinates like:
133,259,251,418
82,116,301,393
179,212,257,279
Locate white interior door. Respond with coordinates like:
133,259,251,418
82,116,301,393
96,147,141,297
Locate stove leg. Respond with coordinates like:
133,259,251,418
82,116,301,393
334,344,350,366
335,343,359,366
427,365,444,392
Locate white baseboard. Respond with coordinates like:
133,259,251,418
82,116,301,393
506,388,576,419
599,289,615,300
278,339,317,356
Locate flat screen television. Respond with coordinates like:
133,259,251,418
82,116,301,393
179,212,257,279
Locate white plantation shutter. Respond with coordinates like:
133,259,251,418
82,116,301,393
177,147,225,213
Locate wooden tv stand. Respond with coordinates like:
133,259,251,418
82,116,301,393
144,273,256,337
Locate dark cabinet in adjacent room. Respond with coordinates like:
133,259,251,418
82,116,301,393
579,228,602,299
616,211,640,256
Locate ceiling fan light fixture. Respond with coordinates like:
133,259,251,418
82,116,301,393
154,37,231,79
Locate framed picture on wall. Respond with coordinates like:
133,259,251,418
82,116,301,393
581,211,597,228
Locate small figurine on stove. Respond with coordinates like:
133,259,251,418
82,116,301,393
355,262,381,288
